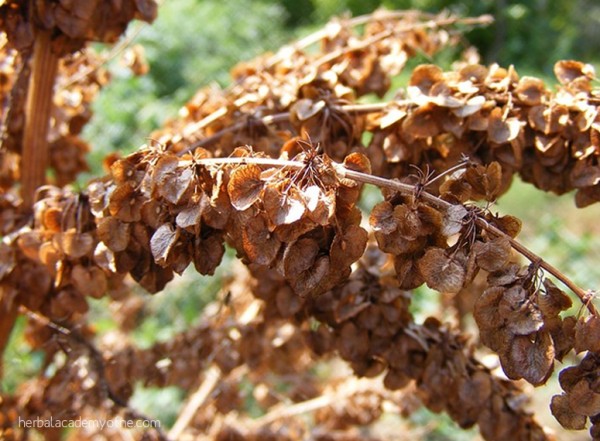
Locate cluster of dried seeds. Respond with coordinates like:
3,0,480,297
152,10,468,160
365,61,600,206
1,7,599,441
0,0,157,54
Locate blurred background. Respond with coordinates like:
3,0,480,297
5,1,600,439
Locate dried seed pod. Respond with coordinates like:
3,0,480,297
418,247,466,294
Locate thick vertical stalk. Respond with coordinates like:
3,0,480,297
21,29,59,209
0,298,17,380
1,31,59,380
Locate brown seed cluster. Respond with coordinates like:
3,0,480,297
0,0,157,54
551,352,600,434
94,144,369,297
1,7,600,441
152,10,463,160
365,61,600,206
301,249,548,440
2,254,550,441
0,0,154,197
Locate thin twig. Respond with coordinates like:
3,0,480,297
177,13,492,151
180,103,391,154
338,166,599,316
265,10,434,68
58,20,148,90
168,299,262,439
424,158,469,188
168,365,221,439
246,377,391,429
21,307,172,441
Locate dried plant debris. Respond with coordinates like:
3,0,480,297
0,0,156,54
0,7,599,441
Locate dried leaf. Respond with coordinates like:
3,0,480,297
418,247,466,293
193,234,224,275
570,160,600,188
439,174,472,203
108,182,142,222
487,108,521,144
515,76,545,106
54,229,94,258
490,214,522,238
292,255,330,297
538,279,572,317
379,132,410,163
501,332,554,386
497,285,544,336
303,186,335,225
134,0,158,22
152,155,178,189
380,108,407,128
528,105,569,135
568,380,600,416
409,64,444,94
465,162,502,201
134,261,174,293
402,105,440,139
150,223,180,266
71,265,107,299
330,225,368,268
242,215,281,266
159,166,194,205
574,316,600,353
97,217,130,252
442,204,467,236
283,238,319,279
452,95,485,118
292,98,325,121
473,237,511,272
343,152,372,175
550,394,587,430
554,60,596,85
176,197,208,232
264,184,306,226
392,255,424,290
474,286,506,331
393,204,436,240
227,164,265,211
369,201,397,234
575,186,600,208
375,229,426,255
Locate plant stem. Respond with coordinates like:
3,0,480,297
339,166,599,316
168,299,261,439
21,30,59,210
181,103,390,154
168,365,221,439
265,10,436,68
0,300,17,380
22,307,172,440
2,30,58,380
